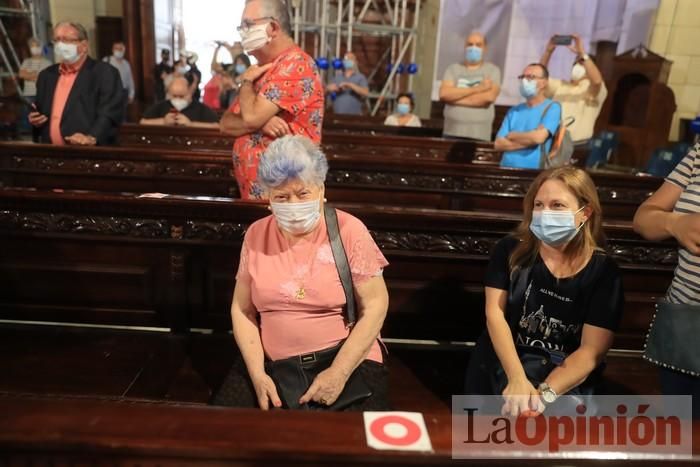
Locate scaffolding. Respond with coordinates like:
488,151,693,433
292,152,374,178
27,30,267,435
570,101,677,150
0,0,40,96
290,0,421,116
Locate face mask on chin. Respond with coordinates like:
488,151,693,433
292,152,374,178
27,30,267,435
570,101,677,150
270,198,322,235
530,206,586,246
240,23,271,53
55,41,80,64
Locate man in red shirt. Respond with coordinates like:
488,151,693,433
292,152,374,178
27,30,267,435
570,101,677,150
220,0,324,199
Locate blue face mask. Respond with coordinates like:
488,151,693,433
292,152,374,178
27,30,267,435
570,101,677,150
235,63,247,75
396,103,410,115
530,207,586,246
343,59,355,70
465,46,482,63
519,78,538,99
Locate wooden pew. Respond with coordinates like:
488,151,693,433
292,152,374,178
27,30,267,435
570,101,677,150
3,394,698,465
0,142,662,219
0,187,674,351
118,124,485,163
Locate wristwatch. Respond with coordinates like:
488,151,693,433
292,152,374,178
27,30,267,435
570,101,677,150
538,382,558,404
237,78,253,90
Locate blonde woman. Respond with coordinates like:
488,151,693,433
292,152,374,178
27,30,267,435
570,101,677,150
465,167,624,416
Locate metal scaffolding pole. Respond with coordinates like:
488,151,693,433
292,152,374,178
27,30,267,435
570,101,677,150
407,0,421,93
302,0,420,115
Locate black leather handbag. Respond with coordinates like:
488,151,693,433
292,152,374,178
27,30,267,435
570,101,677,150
265,205,373,410
643,301,700,377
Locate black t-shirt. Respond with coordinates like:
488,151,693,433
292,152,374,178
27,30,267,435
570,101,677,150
484,236,624,354
142,100,219,123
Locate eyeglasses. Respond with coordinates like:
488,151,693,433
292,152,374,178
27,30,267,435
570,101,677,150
53,37,82,44
517,74,545,80
237,16,275,33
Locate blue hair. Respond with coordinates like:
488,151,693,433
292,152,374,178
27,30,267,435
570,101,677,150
257,135,329,190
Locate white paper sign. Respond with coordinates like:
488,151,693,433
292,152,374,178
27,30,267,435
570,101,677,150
363,411,433,452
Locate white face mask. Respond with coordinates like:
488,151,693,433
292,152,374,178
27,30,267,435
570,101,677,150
113,50,124,59
270,198,321,235
571,63,586,81
170,98,190,111
30,46,42,56
176,65,189,75
54,41,80,64
240,23,271,53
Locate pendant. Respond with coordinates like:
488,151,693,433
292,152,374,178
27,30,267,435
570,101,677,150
295,287,306,300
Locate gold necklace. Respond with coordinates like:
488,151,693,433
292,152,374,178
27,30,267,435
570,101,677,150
289,237,317,301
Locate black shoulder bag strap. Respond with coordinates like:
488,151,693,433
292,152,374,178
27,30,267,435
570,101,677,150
324,205,357,326
506,264,532,333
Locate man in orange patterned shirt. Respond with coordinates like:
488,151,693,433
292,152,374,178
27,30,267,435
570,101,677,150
220,0,324,199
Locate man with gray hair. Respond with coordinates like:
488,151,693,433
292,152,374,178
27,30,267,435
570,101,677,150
220,0,324,199
29,21,124,145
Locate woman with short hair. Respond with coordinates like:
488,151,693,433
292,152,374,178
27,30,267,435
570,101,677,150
213,135,390,411
384,93,421,127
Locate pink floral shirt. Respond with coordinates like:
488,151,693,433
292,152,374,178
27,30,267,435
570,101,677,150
236,210,388,363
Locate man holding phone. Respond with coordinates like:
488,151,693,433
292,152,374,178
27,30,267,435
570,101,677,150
439,31,501,141
29,21,124,146
540,33,607,144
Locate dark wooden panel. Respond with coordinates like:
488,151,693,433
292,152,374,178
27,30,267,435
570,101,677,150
0,188,674,350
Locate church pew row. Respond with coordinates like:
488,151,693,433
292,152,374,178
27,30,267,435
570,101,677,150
0,187,674,352
118,123,490,163
2,393,699,465
0,142,662,219
118,123,593,167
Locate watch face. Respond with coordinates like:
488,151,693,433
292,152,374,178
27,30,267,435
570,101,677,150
542,390,557,404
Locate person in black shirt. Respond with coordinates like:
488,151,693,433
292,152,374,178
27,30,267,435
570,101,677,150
465,167,624,416
140,77,219,128
154,49,173,103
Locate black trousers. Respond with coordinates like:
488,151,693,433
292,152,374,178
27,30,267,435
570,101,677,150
211,353,390,411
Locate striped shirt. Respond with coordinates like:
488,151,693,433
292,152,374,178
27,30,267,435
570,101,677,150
665,142,700,304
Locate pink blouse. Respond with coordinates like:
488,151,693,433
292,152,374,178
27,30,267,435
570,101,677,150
236,209,388,363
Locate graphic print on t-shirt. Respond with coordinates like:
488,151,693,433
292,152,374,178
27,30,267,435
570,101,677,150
515,281,582,352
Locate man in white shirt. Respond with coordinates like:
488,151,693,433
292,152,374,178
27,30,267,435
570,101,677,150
104,41,135,121
540,33,607,144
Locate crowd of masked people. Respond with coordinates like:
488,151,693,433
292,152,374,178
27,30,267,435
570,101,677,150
23,0,699,418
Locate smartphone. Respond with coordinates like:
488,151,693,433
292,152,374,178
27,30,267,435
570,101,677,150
553,35,573,46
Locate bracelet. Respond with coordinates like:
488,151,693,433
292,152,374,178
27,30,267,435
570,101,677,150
237,79,253,90
580,53,590,62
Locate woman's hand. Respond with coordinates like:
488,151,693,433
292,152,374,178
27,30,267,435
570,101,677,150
299,366,349,407
501,377,543,417
250,371,282,410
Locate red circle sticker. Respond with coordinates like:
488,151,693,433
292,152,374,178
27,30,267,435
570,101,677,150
369,415,422,446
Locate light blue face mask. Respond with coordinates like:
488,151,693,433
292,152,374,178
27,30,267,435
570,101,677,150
396,103,410,115
530,206,586,246
343,59,355,70
519,78,538,99
235,63,247,75
465,46,482,63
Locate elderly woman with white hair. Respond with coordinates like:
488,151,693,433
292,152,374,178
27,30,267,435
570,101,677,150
212,135,390,411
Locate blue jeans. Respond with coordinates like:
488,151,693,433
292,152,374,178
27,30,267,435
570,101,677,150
659,367,700,419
